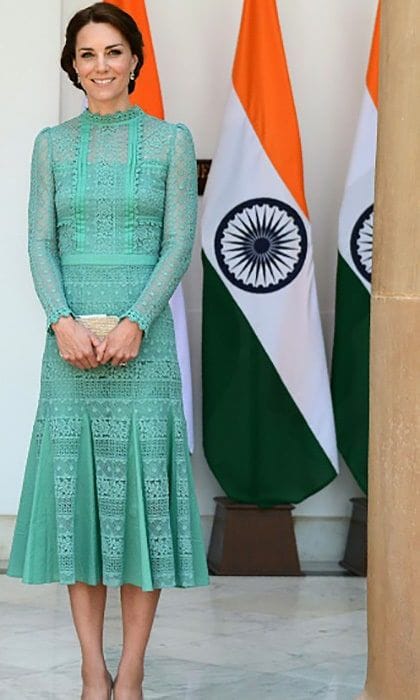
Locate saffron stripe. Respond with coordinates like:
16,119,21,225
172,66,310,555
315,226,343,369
232,0,308,217
366,4,380,108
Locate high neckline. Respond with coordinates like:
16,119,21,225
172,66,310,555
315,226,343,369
80,104,142,124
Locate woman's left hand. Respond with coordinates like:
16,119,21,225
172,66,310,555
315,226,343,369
95,318,144,366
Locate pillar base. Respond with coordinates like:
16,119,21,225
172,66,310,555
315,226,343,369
339,497,367,576
207,496,302,576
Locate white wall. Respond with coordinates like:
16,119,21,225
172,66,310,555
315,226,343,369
0,0,62,514
1,0,376,559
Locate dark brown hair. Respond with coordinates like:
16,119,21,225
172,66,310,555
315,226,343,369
60,2,144,95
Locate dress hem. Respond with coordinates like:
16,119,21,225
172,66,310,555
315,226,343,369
5,570,211,591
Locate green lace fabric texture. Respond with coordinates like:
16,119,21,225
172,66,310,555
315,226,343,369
7,105,209,589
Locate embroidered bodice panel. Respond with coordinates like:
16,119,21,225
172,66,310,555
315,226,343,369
27,105,197,334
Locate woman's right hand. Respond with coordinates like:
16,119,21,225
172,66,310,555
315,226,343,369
51,316,101,370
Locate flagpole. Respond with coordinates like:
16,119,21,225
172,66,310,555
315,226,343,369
359,0,420,697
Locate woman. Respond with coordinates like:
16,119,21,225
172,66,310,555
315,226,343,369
7,3,209,699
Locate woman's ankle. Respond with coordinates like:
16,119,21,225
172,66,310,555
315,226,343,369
115,657,144,688
81,659,109,683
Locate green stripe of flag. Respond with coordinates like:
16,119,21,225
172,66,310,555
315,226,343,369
202,254,337,506
331,254,370,493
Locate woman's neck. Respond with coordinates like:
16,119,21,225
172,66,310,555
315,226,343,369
86,95,133,116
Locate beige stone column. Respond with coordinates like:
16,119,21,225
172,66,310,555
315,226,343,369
359,1,420,699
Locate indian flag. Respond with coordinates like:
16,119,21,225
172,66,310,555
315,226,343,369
331,5,380,494
201,0,338,506
108,0,194,451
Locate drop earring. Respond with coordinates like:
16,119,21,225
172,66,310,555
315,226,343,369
130,70,135,81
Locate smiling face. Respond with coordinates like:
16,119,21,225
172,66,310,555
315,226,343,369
72,22,138,112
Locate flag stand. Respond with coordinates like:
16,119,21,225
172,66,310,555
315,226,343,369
339,497,367,576
207,497,303,576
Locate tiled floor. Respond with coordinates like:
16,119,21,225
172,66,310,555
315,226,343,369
0,574,366,699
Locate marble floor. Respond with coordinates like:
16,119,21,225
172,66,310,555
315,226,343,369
0,574,367,699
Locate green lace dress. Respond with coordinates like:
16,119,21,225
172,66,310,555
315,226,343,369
7,104,209,590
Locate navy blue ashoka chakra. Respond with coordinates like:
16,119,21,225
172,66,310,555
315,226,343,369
350,204,374,283
214,198,308,293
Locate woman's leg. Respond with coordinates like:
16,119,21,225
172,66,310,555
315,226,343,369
114,585,161,699
67,582,112,699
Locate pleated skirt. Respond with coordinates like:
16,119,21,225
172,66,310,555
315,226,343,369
7,304,209,590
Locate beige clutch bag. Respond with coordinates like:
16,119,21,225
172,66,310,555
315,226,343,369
75,314,120,341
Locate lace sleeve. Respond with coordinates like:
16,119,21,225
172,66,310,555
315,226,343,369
28,127,73,335
118,123,197,333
